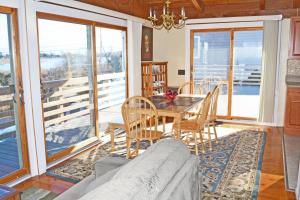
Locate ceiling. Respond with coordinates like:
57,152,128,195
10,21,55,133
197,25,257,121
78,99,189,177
79,0,300,19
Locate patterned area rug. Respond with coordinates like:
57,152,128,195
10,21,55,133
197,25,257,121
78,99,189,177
201,130,265,199
47,129,265,199
21,187,58,200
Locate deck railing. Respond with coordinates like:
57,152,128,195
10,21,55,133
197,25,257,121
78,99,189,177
42,72,126,128
193,64,261,86
0,72,126,138
0,86,15,139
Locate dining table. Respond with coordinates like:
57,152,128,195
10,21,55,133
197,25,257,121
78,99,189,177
148,94,204,133
107,94,203,151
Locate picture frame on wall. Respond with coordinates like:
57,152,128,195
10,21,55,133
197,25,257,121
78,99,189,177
141,26,153,61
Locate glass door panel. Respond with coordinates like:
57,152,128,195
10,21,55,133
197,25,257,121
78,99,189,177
0,12,27,179
96,27,127,135
193,31,230,116
232,31,263,118
38,19,96,158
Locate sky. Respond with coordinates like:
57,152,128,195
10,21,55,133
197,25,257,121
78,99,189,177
38,19,124,53
1,17,125,54
194,30,263,66
0,14,9,54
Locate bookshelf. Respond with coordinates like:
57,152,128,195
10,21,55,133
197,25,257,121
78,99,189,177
141,62,168,97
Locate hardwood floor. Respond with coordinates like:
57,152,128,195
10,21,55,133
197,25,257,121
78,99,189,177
13,125,296,199
14,174,74,194
258,127,295,200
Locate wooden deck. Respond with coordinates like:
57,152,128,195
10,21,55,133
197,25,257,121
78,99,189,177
0,138,20,178
0,106,123,178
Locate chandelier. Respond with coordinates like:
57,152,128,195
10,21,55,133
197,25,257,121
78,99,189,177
148,0,188,31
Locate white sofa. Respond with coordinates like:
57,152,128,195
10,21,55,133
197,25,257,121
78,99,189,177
55,139,201,200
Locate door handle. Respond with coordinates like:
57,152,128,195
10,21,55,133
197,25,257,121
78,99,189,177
13,94,17,104
18,79,25,105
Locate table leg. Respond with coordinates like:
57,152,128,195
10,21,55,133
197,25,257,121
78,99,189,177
109,125,115,152
173,115,181,140
207,123,212,151
162,116,166,132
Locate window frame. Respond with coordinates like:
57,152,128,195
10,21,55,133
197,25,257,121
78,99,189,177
0,6,30,184
190,27,263,120
36,12,128,163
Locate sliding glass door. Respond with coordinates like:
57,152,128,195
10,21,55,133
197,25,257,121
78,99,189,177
0,8,29,183
38,18,96,162
193,31,230,116
232,31,263,118
96,27,127,134
37,15,128,162
192,28,263,119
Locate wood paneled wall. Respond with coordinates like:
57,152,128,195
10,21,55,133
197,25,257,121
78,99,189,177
80,0,300,19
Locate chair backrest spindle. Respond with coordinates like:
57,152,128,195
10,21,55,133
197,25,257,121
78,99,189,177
209,85,220,121
195,92,212,129
122,96,159,140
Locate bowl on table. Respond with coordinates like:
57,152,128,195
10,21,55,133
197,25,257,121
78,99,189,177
164,90,178,101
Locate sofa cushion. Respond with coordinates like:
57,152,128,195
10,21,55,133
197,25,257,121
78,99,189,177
54,174,96,200
81,167,120,197
78,139,191,200
94,157,129,178
80,157,128,197
156,155,200,200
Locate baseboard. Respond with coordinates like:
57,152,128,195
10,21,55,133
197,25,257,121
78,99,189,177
220,119,277,127
282,134,295,192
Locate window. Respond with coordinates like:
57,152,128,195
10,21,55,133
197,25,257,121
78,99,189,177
193,31,230,116
37,15,128,162
96,27,127,134
0,7,29,183
192,28,263,119
38,18,96,161
232,31,263,118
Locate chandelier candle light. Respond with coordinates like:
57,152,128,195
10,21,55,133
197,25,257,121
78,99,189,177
148,0,188,31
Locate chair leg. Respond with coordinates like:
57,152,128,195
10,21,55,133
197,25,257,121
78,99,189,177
172,127,176,139
136,139,140,156
185,132,189,145
110,126,115,152
207,124,212,151
193,131,199,156
126,137,131,159
162,116,166,132
213,122,218,144
199,130,205,153
178,130,182,140
174,128,180,140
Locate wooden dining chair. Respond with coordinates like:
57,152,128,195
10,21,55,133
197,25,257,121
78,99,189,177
173,92,212,155
207,85,220,144
177,82,192,94
121,96,162,159
177,80,208,95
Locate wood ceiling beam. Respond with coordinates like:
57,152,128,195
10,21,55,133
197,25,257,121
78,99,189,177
294,0,300,8
259,0,265,10
191,0,201,11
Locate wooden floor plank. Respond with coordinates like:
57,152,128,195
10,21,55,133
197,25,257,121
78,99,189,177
0,164,19,178
258,127,296,200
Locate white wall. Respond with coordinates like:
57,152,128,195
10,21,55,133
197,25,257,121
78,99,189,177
153,29,186,87
128,20,142,96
